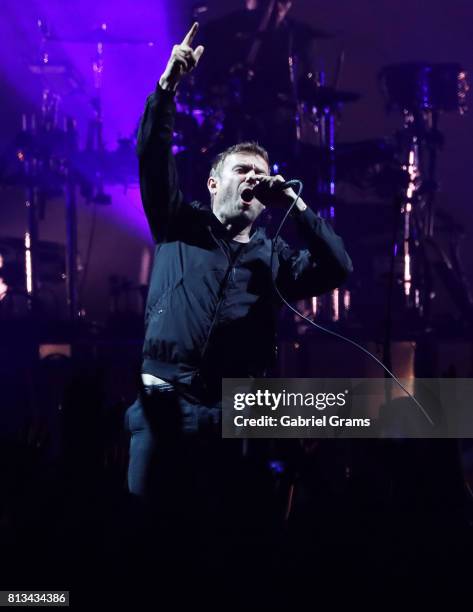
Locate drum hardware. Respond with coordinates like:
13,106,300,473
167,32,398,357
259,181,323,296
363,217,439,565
378,62,469,370
379,62,469,311
3,13,470,338
0,237,67,320
38,18,157,47
297,72,362,217
379,62,468,115
192,3,209,19
193,8,336,158
108,275,148,319
11,18,157,321
16,86,81,320
296,72,362,323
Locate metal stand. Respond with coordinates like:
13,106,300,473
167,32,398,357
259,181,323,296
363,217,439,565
65,171,79,320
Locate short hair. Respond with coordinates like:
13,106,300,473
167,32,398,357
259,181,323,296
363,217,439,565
209,141,270,178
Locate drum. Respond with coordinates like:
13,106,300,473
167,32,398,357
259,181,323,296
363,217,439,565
0,237,66,319
379,63,468,114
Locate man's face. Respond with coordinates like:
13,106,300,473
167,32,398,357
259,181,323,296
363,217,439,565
208,152,270,226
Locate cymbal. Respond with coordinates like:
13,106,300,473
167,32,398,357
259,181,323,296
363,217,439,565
46,27,157,46
231,22,335,41
201,9,336,41
299,77,361,107
331,139,396,166
0,237,65,285
379,62,467,113
297,22,336,40
298,139,396,180
29,62,69,75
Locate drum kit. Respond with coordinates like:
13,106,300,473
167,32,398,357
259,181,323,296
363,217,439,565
0,14,470,333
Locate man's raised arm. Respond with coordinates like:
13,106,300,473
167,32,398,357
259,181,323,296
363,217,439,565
136,23,204,242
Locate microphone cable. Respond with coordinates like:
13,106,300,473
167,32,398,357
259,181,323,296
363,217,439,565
269,179,434,427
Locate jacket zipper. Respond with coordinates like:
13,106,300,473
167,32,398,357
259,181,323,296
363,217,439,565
199,228,244,361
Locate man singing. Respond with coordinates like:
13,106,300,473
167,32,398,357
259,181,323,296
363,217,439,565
125,22,352,515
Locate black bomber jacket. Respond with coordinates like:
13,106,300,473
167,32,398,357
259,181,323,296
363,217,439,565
137,85,353,402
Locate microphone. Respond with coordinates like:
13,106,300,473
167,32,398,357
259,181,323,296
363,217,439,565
241,179,300,202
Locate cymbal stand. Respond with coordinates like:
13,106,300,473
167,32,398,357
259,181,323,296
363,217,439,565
21,20,82,320
64,117,80,321
396,108,442,316
19,83,62,315
312,75,342,323
87,24,105,152
287,27,302,150
19,24,52,314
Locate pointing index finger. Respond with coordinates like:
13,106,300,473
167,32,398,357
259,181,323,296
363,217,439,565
181,22,199,47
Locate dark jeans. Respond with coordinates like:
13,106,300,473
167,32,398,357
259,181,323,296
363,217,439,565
124,384,281,568
126,388,296,602
125,384,222,500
